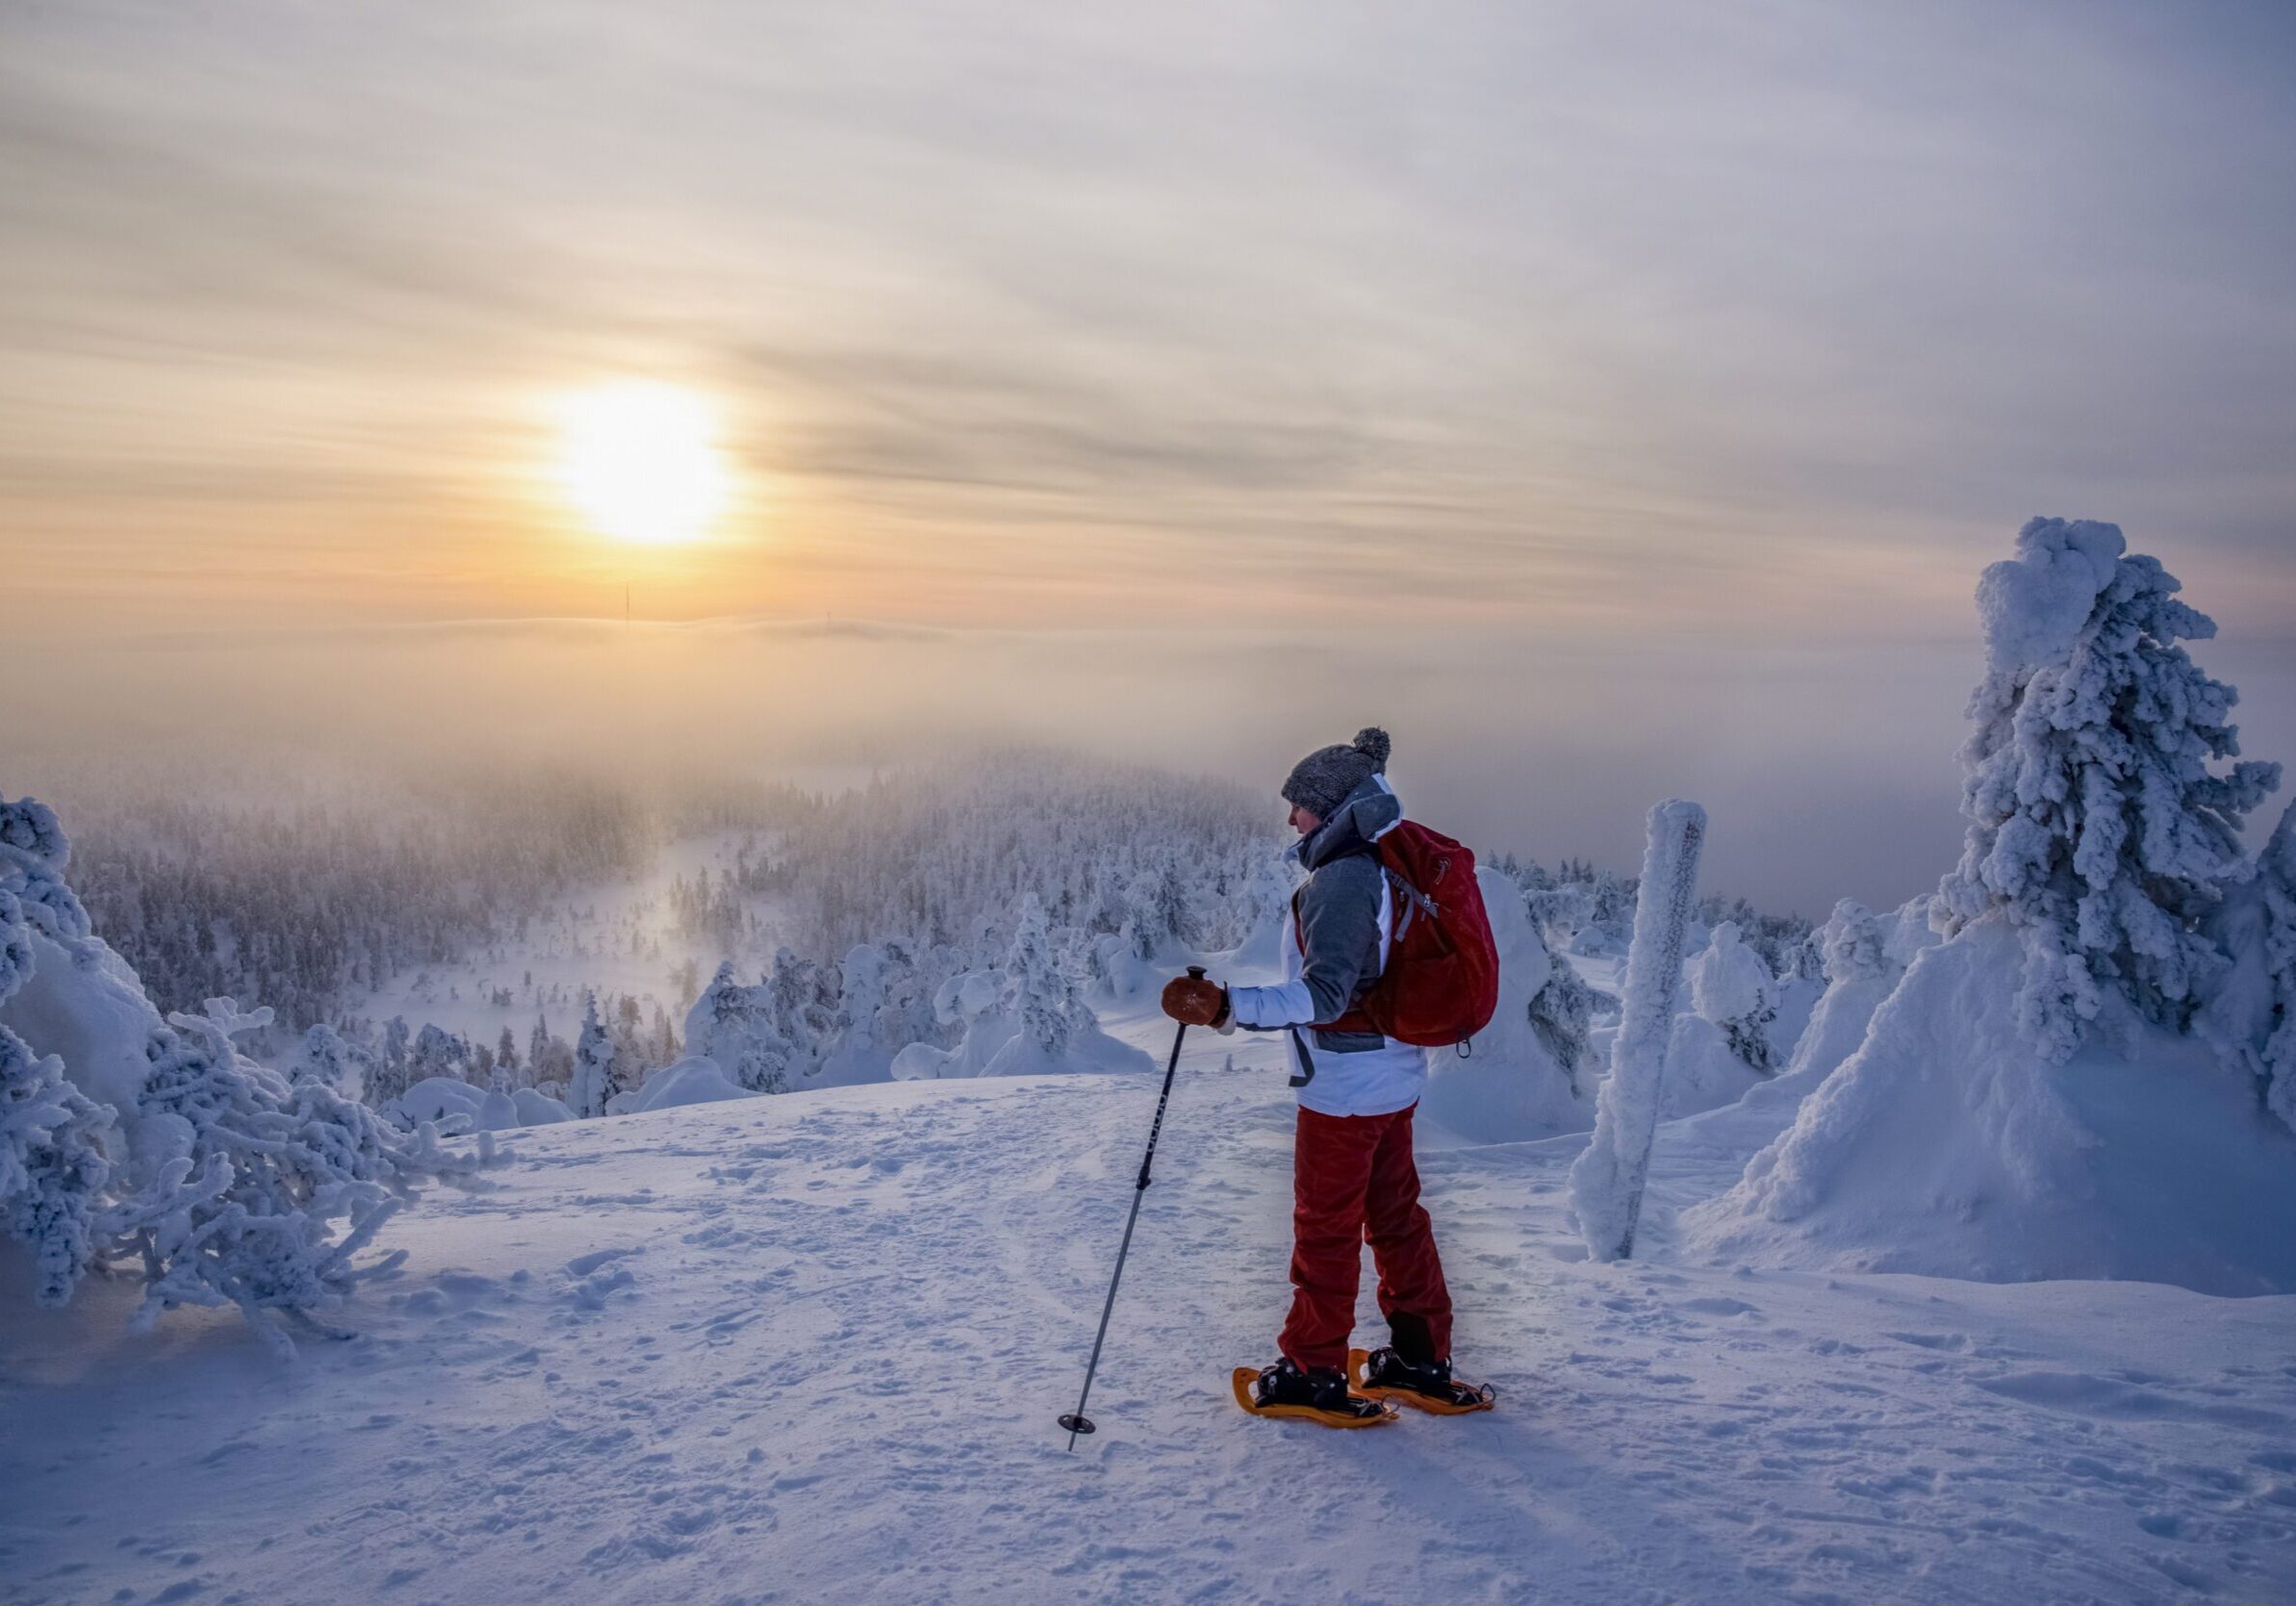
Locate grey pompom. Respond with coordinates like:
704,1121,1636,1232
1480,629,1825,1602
1352,727,1391,769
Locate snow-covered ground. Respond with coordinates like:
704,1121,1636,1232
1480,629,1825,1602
5,989,2292,1605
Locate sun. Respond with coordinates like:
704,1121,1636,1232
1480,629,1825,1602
553,381,730,546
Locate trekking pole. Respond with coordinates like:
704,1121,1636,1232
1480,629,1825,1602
1059,965,1203,1449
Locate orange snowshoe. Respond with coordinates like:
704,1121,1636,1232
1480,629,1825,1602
1347,1347,1496,1415
1231,1362,1397,1428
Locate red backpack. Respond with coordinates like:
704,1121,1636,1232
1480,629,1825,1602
1297,820,1500,1048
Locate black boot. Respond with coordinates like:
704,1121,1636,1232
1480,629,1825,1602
1235,1358,1394,1426
1352,1346,1497,1414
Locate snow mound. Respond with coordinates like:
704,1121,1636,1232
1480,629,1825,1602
390,1076,486,1130
391,1076,574,1132
891,1013,1152,1080
1682,916,2296,1295
1657,1014,1764,1117
511,1087,573,1126
626,1056,753,1111
1420,867,1589,1141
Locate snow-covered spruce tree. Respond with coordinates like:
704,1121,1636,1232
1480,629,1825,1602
375,1015,412,1104
1003,892,1084,1061
1820,899,1887,986
406,1023,472,1088
2198,799,2296,1134
682,961,789,1094
1,794,492,1349
763,947,836,1083
1691,922,1778,1074
1936,518,2280,1061
571,993,619,1118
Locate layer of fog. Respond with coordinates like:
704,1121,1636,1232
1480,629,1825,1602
13,619,2294,917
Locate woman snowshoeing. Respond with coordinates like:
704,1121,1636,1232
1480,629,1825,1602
1161,727,1496,1427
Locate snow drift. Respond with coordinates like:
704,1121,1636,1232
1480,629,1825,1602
1682,916,2296,1293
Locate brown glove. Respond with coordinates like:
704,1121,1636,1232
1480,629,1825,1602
1161,974,1231,1028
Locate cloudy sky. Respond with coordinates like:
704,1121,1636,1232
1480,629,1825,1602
6,2,2294,906
9,0,2292,637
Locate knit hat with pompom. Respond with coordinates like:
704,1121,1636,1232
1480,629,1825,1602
1281,727,1391,820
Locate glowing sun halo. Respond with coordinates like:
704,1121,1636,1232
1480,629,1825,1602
554,382,729,546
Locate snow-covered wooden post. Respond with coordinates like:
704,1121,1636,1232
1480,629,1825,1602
1570,799,1706,1262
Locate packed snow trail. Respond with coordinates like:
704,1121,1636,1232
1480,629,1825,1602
5,1014,2295,1603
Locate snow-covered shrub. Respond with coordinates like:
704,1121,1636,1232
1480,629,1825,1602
106,997,490,1352
2,794,496,1350
1527,957,1596,1090
1883,893,1942,974
1936,518,2280,1061
1819,898,1887,984
2197,800,2296,1135
1691,922,1778,1074
0,805,115,1305
286,1023,370,1102
1525,880,1594,953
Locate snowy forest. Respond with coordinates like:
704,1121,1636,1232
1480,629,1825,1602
16,744,1809,1143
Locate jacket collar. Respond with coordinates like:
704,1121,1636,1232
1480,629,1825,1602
1294,775,1400,871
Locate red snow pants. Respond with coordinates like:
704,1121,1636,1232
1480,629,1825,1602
1279,1102,1453,1374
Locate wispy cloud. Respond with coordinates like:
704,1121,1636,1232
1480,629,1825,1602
3,1,2292,640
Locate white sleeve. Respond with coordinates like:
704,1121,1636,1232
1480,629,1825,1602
1228,978,1319,1030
